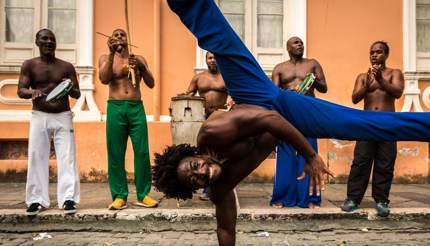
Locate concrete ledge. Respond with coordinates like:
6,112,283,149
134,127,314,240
2,208,430,224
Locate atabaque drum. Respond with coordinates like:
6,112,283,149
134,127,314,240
46,79,73,102
170,96,205,146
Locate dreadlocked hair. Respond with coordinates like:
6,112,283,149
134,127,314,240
152,144,198,200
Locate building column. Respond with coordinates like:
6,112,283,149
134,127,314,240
73,0,101,121
153,0,161,121
401,72,424,112
401,0,424,112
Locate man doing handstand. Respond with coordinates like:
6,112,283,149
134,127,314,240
154,0,430,245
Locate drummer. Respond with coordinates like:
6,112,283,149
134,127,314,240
179,51,229,116
17,29,81,215
270,36,328,209
99,29,158,210
178,51,228,200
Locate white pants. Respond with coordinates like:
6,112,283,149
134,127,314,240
25,110,80,208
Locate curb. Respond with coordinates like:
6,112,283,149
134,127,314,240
1,208,430,224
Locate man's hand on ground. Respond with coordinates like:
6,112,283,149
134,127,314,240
298,155,334,196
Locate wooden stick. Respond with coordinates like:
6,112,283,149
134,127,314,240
96,32,138,48
124,0,137,88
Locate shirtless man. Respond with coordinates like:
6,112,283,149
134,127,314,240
272,37,327,96
270,37,328,209
181,51,228,116
154,104,333,246
17,29,81,215
160,1,430,245
180,51,227,200
99,28,158,210
341,41,404,217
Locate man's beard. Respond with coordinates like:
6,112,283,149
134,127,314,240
294,51,303,58
116,44,126,52
208,65,218,73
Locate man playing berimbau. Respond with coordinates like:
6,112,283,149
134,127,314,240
99,29,158,210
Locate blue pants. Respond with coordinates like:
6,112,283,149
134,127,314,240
167,0,430,139
271,139,321,208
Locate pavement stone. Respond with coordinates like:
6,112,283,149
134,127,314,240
0,230,422,246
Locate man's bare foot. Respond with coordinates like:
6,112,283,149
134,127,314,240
272,203,284,209
308,203,320,209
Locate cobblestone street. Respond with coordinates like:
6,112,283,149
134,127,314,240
1,229,430,246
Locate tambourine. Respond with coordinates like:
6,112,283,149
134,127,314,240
296,73,316,94
46,79,73,102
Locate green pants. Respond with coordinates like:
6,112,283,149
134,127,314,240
106,100,151,201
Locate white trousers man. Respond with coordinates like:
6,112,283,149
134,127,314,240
25,110,80,208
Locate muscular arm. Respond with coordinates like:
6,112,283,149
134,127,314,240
215,191,236,246
182,76,198,96
98,53,115,84
17,60,35,99
254,110,316,161
202,108,316,162
271,65,281,87
313,59,328,93
137,56,154,89
352,74,367,104
377,69,404,98
68,64,81,99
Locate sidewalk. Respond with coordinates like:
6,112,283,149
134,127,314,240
1,183,430,223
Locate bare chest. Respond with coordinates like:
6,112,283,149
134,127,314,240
197,75,226,92
112,57,131,79
30,64,68,89
279,64,314,87
367,71,394,92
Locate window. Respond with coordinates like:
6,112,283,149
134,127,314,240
417,0,430,70
0,0,78,65
256,0,283,49
218,0,286,70
219,0,245,41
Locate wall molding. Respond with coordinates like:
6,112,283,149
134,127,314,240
0,111,172,123
0,79,31,105
401,71,430,112
0,65,21,73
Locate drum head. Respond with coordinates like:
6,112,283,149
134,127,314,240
171,95,204,101
46,79,73,102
